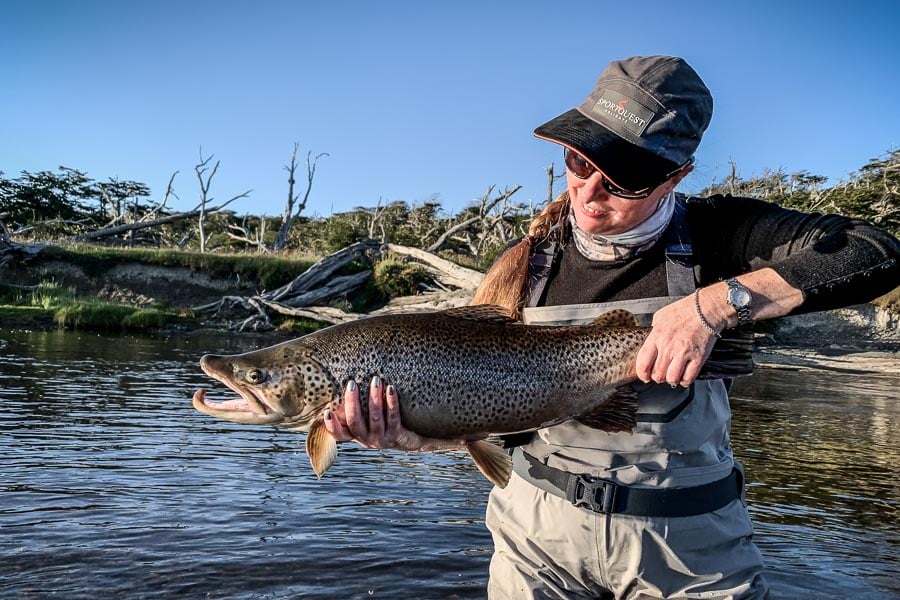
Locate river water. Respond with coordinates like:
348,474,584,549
1,328,897,599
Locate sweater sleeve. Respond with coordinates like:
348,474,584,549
693,195,900,314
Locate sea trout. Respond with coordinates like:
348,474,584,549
192,305,751,487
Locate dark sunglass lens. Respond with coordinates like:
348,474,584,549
565,150,593,178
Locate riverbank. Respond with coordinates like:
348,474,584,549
2,244,896,374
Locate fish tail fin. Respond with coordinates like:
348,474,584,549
700,331,756,379
575,385,639,433
306,419,338,479
465,440,513,488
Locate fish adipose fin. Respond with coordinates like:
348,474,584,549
575,385,638,433
306,419,338,479
443,304,518,323
591,309,640,328
465,440,513,488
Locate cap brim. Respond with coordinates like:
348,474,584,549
534,108,678,191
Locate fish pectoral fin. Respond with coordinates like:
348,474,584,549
306,419,338,479
465,440,513,489
575,385,638,433
591,309,639,328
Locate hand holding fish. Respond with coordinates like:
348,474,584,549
636,291,720,388
323,377,460,452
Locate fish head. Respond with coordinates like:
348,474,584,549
192,345,337,432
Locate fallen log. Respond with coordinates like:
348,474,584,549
383,243,484,290
265,239,378,302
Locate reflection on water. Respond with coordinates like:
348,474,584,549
729,372,900,599
1,328,897,599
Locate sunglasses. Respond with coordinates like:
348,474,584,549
564,148,693,200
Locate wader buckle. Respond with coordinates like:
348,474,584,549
565,474,617,514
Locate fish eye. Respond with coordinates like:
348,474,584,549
244,368,266,384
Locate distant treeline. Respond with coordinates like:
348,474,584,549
1,149,897,268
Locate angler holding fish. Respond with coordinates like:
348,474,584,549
318,56,900,599
194,55,900,599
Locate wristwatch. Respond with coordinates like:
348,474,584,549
725,278,753,326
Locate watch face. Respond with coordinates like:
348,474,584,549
730,287,752,307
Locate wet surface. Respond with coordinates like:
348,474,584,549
1,328,897,599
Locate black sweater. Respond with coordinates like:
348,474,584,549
541,194,900,314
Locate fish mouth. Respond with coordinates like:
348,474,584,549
192,388,283,425
193,358,283,425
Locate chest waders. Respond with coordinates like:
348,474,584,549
485,198,769,600
511,197,744,516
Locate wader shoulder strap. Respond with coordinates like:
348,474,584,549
526,197,699,304
663,195,697,296
526,233,558,308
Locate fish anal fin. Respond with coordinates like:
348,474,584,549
306,419,338,479
465,439,513,488
443,304,517,324
591,309,639,328
575,385,638,433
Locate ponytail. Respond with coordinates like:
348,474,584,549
472,191,570,319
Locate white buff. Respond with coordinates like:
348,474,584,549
569,191,675,262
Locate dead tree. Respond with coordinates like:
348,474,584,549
546,162,564,205
194,150,251,253
227,215,268,253
360,198,389,242
427,185,522,257
273,144,327,251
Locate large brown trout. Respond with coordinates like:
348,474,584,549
192,305,751,488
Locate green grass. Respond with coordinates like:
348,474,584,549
0,282,189,333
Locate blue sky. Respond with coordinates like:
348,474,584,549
3,1,899,218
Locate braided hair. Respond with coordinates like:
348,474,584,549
472,191,570,319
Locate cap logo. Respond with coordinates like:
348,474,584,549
591,89,655,137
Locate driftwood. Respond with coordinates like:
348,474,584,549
383,243,484,290
370,288,475,314
0,239,47,268
276,271,373,308
255,300,363,325
192,239,484,331
266,240,378,302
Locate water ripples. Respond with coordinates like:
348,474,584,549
1,329,897,598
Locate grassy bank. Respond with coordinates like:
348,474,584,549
38,244,316,290
0,282,195,333
0,245,399,335
0,245,324,334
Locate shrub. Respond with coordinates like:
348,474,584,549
373,258,429,298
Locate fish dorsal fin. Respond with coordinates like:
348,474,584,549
442,304,518,324
306,418,338,479
591,309,639,328
465,439,513,488
574,385,638,433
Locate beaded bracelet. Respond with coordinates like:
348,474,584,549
694,288,721,338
